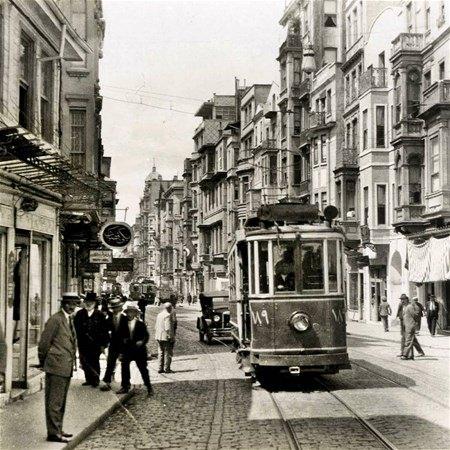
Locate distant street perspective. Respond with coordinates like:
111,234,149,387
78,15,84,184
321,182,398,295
0,0,450,449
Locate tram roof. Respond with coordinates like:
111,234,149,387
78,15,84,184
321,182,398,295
244,224,343,238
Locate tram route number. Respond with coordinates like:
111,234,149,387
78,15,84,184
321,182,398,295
331,307,345,324
251,309,269,326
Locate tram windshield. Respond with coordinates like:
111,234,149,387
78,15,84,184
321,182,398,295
246,237,342,296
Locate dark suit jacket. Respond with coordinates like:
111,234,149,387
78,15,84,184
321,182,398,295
74,308,109,351
403,303,419,332
117,318,149,360
106,312,128,349
38,311,77,378
426,300,440,317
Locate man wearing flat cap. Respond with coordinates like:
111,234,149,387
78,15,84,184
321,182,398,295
116,302,153,396
38,292,79,443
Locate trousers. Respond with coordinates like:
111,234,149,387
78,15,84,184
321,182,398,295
121,356,151,389
427,315,438,335
45,373,71,437
380,316,389,331
79,348,101,385
158,340,174,371
404,327,424,358
103,346,120,384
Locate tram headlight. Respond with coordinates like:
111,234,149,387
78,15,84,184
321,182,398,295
289,312,310,332
213,314,221,322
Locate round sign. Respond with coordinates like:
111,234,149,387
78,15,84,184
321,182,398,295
100,222,133,249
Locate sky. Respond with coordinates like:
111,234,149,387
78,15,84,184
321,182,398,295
100,0,286,223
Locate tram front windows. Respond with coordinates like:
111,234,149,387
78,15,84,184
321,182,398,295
301,241,324,291
273,242,296,293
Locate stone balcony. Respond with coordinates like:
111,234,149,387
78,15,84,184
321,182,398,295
339,219,360,243
359,68,387,95
419,80,450,120
391,33,423,59
391,119,423,142
298,78,311,101
394,204,425,223
335,147,359,172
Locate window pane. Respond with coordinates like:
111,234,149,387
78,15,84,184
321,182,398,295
249,243,255,294
258,241,269,294
328,240,338,292
273,241,296,293
377,185,386,225
301,241,324,291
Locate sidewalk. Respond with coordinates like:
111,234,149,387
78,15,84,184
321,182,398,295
346,319,450,408
0,370,134,450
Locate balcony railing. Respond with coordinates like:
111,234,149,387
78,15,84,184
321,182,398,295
359,68,387,94
336,147,359,170
394,204,424,223
259,138,277,150
421,80,450,114
309,112,326,128
345,86,359,107
391,33,423,57
298,78,311,100
298,179,310,197
279,33,301,55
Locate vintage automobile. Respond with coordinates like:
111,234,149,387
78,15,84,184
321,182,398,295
197,291,231,344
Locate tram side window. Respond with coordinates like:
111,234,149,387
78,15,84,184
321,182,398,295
258,241,269,294
273,241,296,292
301,241,324,291
328,240,338,292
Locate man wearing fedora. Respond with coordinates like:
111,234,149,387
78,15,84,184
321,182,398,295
101,296,127,391
396,294,409,356
426,294,440,336
38,292,79,443
74,292,109,387
402,296,425,360
116,302,153,396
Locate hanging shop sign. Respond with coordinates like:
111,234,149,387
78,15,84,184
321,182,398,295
106,257,134,272
89,249,113,264
100,222,133,249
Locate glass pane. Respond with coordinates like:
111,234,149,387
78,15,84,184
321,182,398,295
258,241,269,294
249,243,255,294
328,241,338,292
29,243,43,348
273,241,296,293
301,241,324,291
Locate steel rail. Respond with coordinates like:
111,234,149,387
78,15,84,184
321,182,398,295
314,376,398,450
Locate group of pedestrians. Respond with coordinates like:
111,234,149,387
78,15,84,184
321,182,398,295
37,292,177,443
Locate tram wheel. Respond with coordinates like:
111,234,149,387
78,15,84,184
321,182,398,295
254,366,278,388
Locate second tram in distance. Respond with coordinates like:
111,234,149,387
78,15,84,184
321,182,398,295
228,203,351,376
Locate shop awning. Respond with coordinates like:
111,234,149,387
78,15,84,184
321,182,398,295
0,127,114,207
408,236,450,282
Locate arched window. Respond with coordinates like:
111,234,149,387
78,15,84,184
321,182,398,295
407,69,421,118
408,154,422,204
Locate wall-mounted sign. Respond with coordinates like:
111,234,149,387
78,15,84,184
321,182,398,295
89,249,113,264
106,257,134,272
100,222,133,249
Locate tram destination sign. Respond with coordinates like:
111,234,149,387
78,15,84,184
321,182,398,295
89,249,113,264
100,222,133,249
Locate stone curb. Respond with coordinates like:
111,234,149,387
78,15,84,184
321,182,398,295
63,388,136,450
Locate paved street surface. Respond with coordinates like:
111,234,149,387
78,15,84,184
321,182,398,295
78,305,450,450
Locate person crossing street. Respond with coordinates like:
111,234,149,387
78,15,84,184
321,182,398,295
426,294,440,336
402,296,425,360
155,302,177,373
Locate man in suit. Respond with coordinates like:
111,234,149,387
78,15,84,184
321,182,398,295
155,302,177,373
116,302,153,396
426,294,440,336
101,296,126,391
378,296,392,332
413,297,425,333
396,294,409,357
402,297,425,360
74,292,109,387
38,292,79,443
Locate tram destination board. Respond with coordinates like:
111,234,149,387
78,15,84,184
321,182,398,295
106,257,134,272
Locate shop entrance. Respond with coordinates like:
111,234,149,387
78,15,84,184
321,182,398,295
12,233,51,388
370,278,386,322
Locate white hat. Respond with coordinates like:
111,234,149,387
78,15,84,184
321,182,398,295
122,301,140,313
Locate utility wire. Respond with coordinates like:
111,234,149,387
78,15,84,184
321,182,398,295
102,84,204,102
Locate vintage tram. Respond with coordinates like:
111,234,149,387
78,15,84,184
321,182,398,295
228,203,351,376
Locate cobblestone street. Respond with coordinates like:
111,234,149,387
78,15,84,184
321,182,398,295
77,306,450,450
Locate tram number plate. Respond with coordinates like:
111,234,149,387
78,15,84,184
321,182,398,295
251,309,269,326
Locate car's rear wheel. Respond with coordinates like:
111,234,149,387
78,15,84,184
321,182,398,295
199,331,205,342
205,333,213,345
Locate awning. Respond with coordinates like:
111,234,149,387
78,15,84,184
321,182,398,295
408,236,450,282
0,127,114,208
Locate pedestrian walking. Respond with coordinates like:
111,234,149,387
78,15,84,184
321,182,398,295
396,294,409,357
37,292,79,443
116,302,153,396
378,296,392,332
101,296,127,391
402,297,425,360
137,294,147,321
155,302,177,373
74,292,109,388
426,294,440,336
187,293,192,306
413,297,425,333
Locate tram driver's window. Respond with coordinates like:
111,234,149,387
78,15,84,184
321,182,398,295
301,241,324,291
273,241,296,292
258,241,269,294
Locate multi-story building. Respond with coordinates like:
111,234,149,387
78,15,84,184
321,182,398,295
0,0,116,399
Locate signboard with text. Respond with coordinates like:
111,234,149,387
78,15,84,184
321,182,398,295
89,249,113,264
106,257,134,272
100,222,133,249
